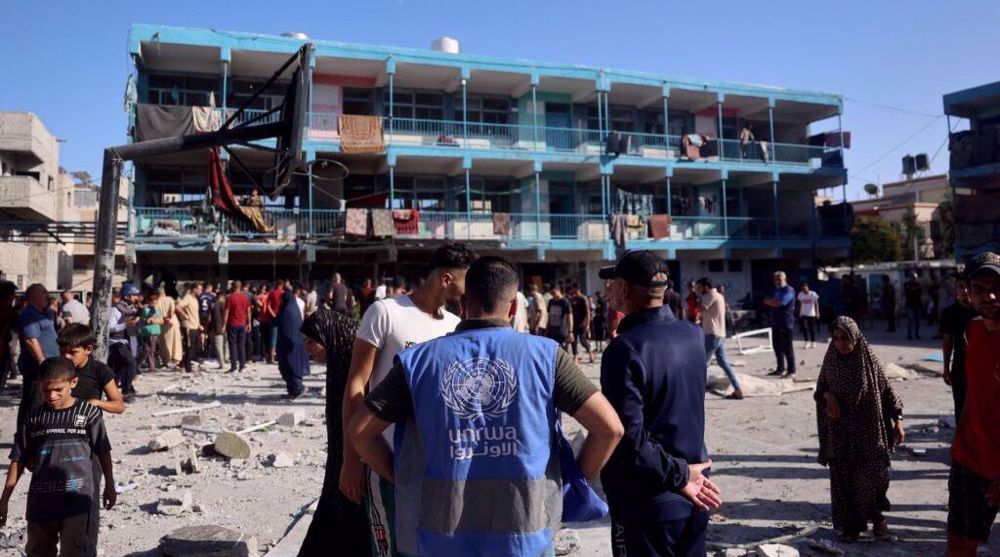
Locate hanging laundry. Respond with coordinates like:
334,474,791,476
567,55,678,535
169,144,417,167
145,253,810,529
609,214,628,249
207,148,274,234
345,208,369,236
392,209,420,235
135,104,197,141
339,115,385,154
371,209,396,237
492,212,512,236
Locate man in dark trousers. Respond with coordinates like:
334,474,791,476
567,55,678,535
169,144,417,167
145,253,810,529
599,250,722,557
941,273,977,420
764,271,797,378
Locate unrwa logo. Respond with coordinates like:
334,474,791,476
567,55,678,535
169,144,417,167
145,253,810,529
441,357,518,420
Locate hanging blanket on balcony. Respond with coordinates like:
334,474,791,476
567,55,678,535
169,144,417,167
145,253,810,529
135,104,197,141
609,214,627,249
346,208,369,236
649,214,672,240
208,147,273,233
371,209,396,237
338,115,384,154
493,213,512,236
192,106,222,132
392,209,420,235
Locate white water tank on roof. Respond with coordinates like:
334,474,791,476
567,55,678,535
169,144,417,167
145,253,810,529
431,36,460,54
281,32,309,40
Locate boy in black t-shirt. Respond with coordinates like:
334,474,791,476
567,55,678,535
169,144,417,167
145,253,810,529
0,357,116,556
58,324,126,415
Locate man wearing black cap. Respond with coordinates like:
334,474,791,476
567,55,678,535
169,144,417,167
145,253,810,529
598,250,722,557
947,252,1000,557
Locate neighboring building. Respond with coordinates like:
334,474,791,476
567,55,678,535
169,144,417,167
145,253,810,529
125,25,850,303
0,111,128,291
850,174,951,260
944,81,1000,259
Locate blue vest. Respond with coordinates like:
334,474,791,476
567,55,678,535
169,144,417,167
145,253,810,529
395,327,562,557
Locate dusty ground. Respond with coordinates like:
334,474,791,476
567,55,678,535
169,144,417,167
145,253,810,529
0,325,980,556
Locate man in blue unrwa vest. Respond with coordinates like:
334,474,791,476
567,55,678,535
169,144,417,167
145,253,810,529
599,250,723,557
349,256,624,557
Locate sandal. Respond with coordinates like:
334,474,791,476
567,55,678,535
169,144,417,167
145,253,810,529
725,390,744,400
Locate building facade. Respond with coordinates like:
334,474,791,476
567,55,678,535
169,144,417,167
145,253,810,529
944,81,1000,260
126,25,850,303
0,111,128,291
850,174,951,260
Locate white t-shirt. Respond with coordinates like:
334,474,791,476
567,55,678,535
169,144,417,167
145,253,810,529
295,297,305,319
357,295,460,443
798,291,820,318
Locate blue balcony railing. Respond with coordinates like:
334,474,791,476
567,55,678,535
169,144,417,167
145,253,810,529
132,207,835,247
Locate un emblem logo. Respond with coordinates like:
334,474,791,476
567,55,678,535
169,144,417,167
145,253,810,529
441,358,518,420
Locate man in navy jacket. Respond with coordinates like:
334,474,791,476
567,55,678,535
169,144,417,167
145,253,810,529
599,250,722,557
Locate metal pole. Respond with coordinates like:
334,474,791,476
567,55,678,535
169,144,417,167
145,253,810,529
531,84,539,151
768,105,776,164
772,180,779,238
90,149,123,361
666,176,672,215
721,178,729,237
597,89,604,143
717,101,724,157
388,71,395,141
662,94,670,151
389,165,395,208
535,171,541,240
461,78,468,146
843,182,853,273
465,168,472,240
307,161,314,237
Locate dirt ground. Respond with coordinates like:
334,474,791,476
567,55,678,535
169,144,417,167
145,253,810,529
0,325,982,557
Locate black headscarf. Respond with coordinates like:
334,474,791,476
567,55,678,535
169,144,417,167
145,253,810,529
296,307,368,556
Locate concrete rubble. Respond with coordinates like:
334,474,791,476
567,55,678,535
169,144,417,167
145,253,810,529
755,543,799,557
268,452,295,468
148,429,186,452
277,410,305,427
553,528,580,555
156,490,193,516
158,524,257,557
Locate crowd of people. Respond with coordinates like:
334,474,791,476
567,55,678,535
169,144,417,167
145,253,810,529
0,247,998,556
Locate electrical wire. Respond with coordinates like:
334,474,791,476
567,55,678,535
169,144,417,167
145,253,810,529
851,116,945,177
843,96,942,119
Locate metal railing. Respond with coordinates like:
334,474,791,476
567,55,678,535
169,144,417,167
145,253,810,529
132,207,834,245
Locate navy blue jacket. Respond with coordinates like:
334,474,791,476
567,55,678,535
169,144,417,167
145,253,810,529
599,305,709,522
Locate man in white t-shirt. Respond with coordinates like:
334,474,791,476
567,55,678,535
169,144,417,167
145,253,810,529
797,282,820,348
343,243,477,557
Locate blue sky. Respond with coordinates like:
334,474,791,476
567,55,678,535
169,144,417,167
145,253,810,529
2,0,997,199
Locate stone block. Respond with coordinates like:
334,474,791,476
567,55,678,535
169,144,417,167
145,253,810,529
149,430,186,452
158,525,257,557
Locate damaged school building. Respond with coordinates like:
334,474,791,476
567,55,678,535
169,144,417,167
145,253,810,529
125,25,851,302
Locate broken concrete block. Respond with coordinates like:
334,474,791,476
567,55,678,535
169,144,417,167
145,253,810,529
180,449,202,474
553,528,580,555
277,410,305,427
756,544,799,557
213,431,251,460
148,429,186,452
181,414,203,427
722,549,750,557
156,490,193,516
158,525,257,557
268,452,294,468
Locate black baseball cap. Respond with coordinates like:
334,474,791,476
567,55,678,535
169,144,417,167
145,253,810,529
599,250,669,287
967,252,1000,280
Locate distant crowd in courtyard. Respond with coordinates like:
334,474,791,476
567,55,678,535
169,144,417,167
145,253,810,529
0,247,998,557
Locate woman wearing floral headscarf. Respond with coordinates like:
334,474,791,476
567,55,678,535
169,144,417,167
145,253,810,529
297,307,369,555
815,316,905,541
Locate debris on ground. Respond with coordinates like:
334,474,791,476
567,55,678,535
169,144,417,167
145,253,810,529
884,362,920,381
268,452,294,468
755,543,799,557
148,429,186,452
939,416,957,429
277,410,305,427
804,538,845,556
158,524,257,557
553,528,580,555
151,401,223,418
156,490,193,516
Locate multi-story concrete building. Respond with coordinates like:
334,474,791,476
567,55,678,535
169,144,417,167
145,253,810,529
126,25,850,302
851,174,951,260
0,111,128,291
944,81,1000,259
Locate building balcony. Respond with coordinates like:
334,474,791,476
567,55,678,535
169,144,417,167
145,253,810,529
948,125,1000,181
0,175,56,221
307,115,839,168
129,207,845,250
